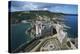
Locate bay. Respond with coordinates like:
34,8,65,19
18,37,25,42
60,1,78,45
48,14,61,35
11,23,32,51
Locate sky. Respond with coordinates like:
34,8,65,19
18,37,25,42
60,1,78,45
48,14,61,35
9,1,78,14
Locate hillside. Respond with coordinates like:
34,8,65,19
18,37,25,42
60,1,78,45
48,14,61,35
9,10,64,24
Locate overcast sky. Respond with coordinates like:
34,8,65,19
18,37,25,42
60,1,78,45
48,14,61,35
9,1,78,14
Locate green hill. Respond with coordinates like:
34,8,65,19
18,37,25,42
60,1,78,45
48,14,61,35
9,10,64,24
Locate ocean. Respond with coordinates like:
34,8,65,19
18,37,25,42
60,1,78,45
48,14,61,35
64,14,78,38
11,23,32,51
10,14,78,51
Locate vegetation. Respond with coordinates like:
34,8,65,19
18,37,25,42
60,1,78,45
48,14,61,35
10,10,64,24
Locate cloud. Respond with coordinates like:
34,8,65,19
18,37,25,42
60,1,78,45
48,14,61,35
22,3,39,10
43,8,48,10
9,1,77,14
10,1,52,11
10,1,53,11
11,7,19,12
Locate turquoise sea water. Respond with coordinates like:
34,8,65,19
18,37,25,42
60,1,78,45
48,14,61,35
11,23,32,51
